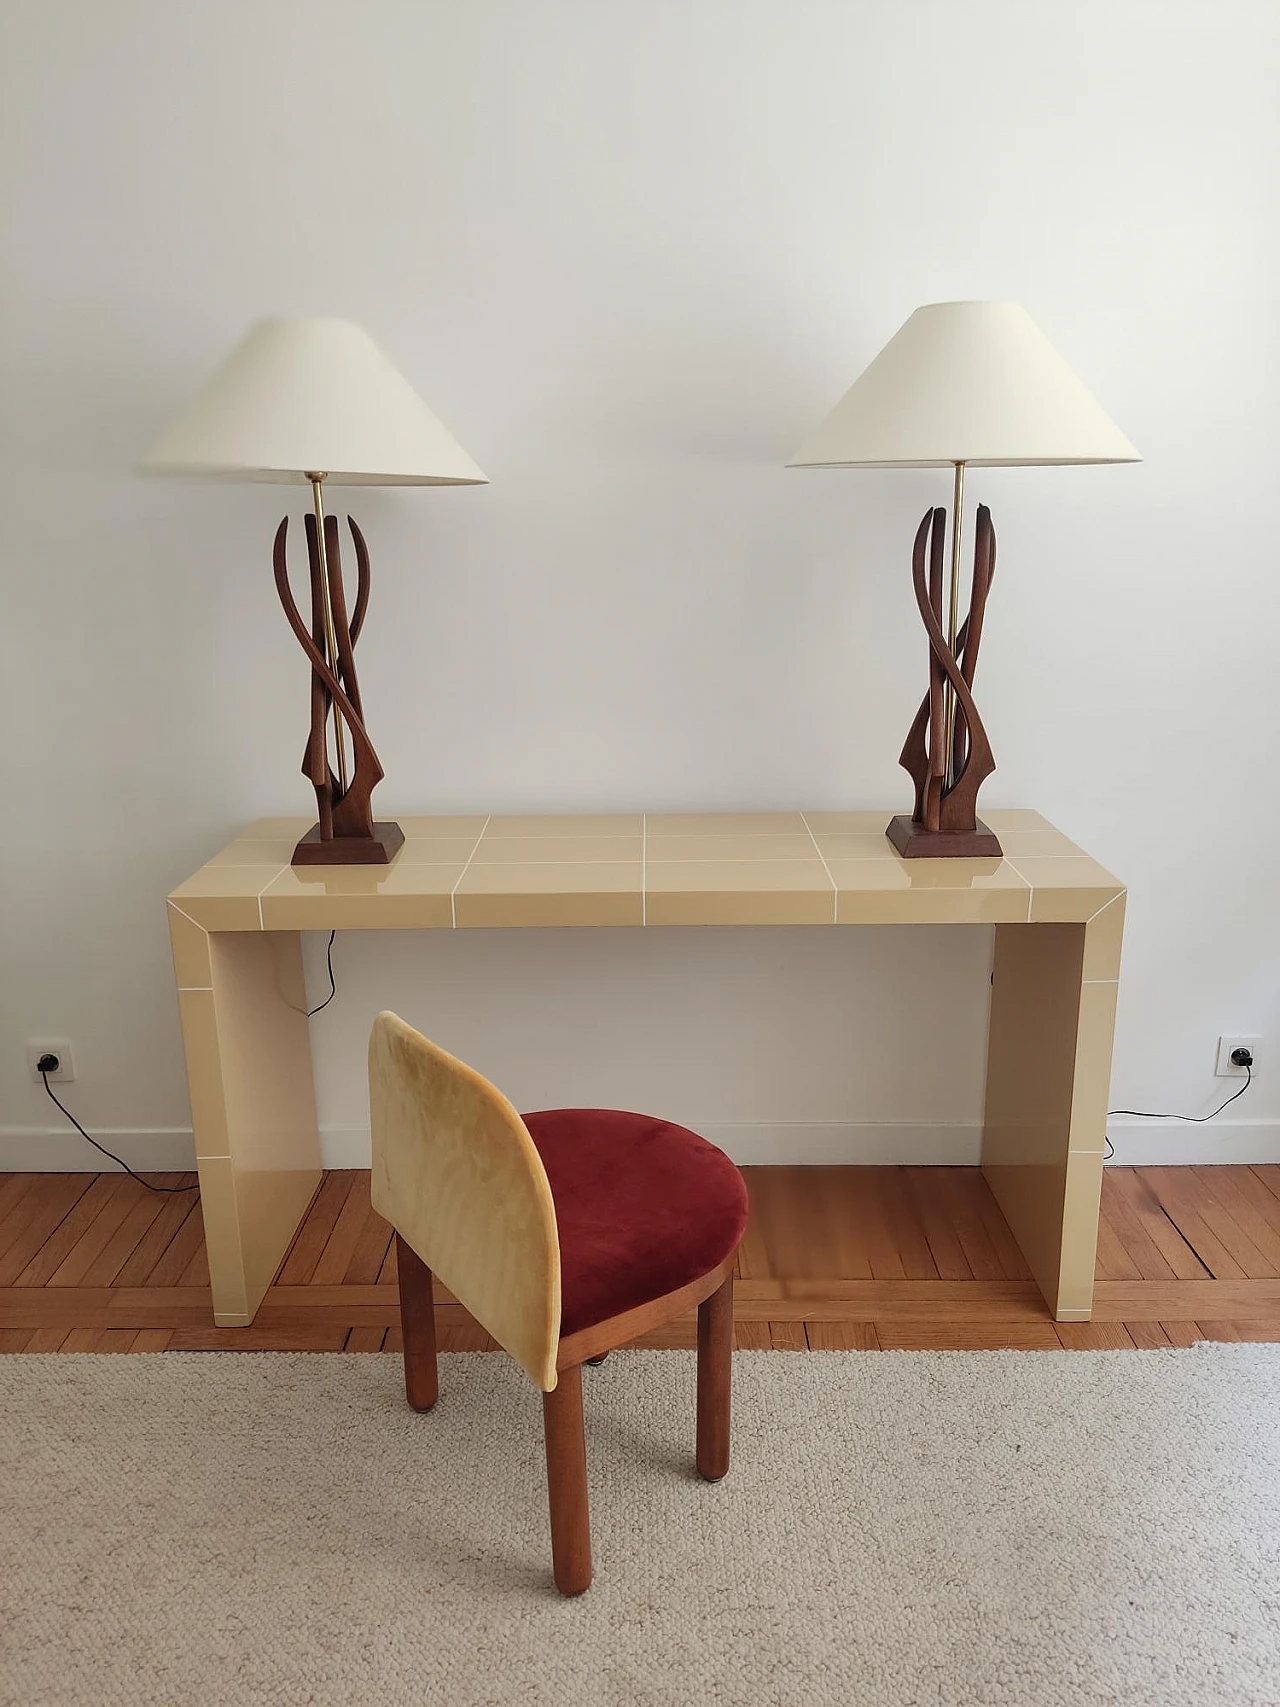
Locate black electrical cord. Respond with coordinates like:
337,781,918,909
1108,1065,1253,1124
271,930,339,1016
37,929,338,1188
307,930,338,1017
1103,1063,1253,1160
39,1069,197,1194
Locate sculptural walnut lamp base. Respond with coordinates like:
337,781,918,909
143,318,487,866
788,302,1139,856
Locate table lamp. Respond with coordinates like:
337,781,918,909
143,317,487,866
788,301,1138,857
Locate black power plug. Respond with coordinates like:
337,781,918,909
1230,1046,1255,1069
37,1052,61,1076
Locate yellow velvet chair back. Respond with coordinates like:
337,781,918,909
368,1011,562,1390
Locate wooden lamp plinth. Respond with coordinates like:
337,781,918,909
291,821,405,866
886,815,1001,860
888,491,1003,861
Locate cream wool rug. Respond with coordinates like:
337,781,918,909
2,1348,1279,1707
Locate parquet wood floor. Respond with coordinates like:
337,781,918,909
2,1166,1279,1353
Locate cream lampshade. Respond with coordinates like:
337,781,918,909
788,301,1139,857
143,316,487,486
144,317,487,866
787,301,1139,470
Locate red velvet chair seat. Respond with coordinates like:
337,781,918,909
521,1109,749,1339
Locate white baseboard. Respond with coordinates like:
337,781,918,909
0,1128,197,1171
1104,1119,1280,1166
4,1118,1275,1173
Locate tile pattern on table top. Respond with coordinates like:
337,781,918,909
168,865,286,931
988,828,1088,858
259,863,464,930
204,839,299,867
645,860,836,926
396,837,486,865
810,833,902,861
1007,855,1125,922
644,812,810,834
646,833,818,861
826,857,1033,924
976,810,1057,834
469,834,641,864
801,810,908,834
170,811,1124,931
396,815,491,838
454,862,644,929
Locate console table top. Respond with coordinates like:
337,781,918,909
168,808,1124,937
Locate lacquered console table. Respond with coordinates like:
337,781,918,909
168,809,1124,1326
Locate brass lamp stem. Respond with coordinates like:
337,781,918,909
943,459,965,789
307,472,349,794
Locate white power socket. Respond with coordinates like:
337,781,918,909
1215,1035,1260,1078
27,1038,75,1083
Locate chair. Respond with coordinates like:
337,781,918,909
368,1010,749,1595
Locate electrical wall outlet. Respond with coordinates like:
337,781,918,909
1215,1035,1260,1078
27,1038,75,1083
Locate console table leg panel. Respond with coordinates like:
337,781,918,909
171,918,322,1325
981,917,1120,1321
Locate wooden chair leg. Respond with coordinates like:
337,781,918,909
697,1272,733,1481
394,1232,438,1412
542,1363,592,1595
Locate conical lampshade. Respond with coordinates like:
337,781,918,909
142,317,488,486
787,302,1139,470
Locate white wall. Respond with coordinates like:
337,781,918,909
2,0,1277,1169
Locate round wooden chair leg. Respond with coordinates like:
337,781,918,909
542,1364,592,1595
696,1272,733,1481
394,1232,438,1412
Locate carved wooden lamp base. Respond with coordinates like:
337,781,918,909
888,497,1003,860
886,815,1001,860
291,821,406,866
274,484,404,869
